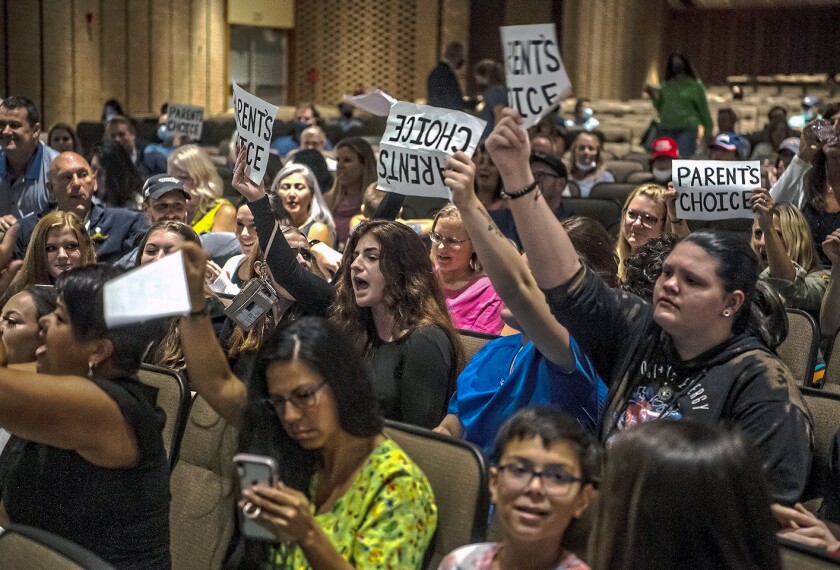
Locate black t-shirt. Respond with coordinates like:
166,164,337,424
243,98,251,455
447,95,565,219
3,376,171,569
367,326,455,429
803,203,840,267
543,265,814,504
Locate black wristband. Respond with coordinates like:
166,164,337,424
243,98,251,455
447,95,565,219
187,302,210,318
500,180,539,200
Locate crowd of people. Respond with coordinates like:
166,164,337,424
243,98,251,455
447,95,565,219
0,42,839,569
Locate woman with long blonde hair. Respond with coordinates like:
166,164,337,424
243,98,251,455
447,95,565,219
5,211,95,300
616,183,687,280
168,144,236,232
751,190,828,314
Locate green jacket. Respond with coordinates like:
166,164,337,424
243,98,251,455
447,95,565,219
654,77,713,133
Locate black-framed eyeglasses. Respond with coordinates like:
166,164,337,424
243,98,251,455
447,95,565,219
430,232,470,248
626,209,660,228
533,171,563,189
263,381,327,413
496,463,585,496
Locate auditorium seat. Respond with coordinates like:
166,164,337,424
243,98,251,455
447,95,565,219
384,420,489,570
562,197,623,236
799,386,840,505
457,329,499,373
588,182,637,204
604,160,644,183
776,309,820,386
137,363,191,471
169,395,239,570
780,537,840,568
0,524,115,569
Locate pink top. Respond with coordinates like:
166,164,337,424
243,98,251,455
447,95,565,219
438,542,589,570
444,275,504,335
333,191,363,247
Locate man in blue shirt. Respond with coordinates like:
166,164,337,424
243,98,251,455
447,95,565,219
0,96,57,220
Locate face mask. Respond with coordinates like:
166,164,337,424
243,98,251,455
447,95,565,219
157,124,167,142
652,167,672,182
575,161,595,172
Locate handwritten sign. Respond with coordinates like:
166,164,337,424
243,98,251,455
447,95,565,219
500,24,571,128
232,83,279,184
377,102,486,199
166,103,204,140
103,251,191,327
674,160,761,221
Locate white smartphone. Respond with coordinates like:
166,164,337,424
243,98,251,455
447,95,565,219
233,453,279,542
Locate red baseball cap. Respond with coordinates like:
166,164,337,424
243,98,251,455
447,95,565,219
651,137,679,159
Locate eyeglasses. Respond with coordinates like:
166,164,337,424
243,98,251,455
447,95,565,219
279,182,308,192
533,171,562,186
496,463,584,497
264,381,327,413
626,209,660,228
430,232,470,248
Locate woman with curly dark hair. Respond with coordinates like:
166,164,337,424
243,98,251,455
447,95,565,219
330,220,462,428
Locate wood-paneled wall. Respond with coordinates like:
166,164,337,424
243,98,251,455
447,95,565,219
0,0,228,127
663,6,840,85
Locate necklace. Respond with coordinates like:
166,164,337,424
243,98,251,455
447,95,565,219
500,345,526,385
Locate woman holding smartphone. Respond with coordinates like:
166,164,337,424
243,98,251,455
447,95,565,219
178,245,436,569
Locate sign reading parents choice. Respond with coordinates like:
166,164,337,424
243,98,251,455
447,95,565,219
377,102,486,199
103,251,191,328
674,160,761,221
232,83,279,184
166,103,205,140
500,23,572,128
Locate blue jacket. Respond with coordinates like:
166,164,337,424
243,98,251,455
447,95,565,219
15,203,149,264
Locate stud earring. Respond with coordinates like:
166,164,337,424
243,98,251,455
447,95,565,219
723,309,732,317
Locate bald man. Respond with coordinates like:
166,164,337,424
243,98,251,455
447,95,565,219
14,152,148,263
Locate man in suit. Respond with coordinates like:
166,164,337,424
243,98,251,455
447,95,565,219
427,42,468,111
15,152,148,264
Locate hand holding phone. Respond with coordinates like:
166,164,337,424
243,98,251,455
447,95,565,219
234,453,279,542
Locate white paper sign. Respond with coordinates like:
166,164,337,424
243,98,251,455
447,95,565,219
103,251,191,327
343,89,397,117
166,103,205,140
674,160,761,221
500,24,571,129
377,102,486,199
232,83,279,184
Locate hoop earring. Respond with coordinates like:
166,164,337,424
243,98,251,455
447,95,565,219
88,361,96,378
469,256,480,273
722,309,732,317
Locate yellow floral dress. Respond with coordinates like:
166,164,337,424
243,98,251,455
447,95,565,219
271,438,437,569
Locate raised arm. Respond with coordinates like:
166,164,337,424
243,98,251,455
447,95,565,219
663,182,690,238
770,124,820,209
484,109,582,289
179,242,248,430
0,356,139,468
752,188,796,282
232,147,334,316
444,151,575,369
